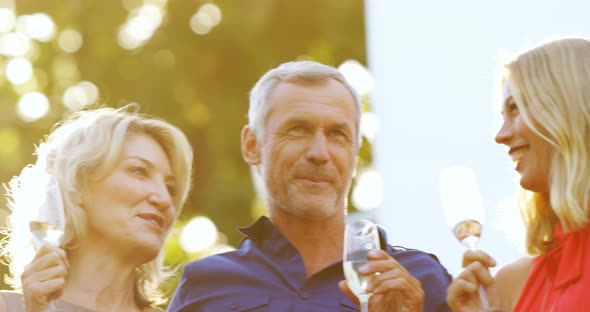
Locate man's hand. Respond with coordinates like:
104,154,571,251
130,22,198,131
339,250,423,312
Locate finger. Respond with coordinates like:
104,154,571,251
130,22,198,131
447,278,477,309
29,264,68,284
449,277,478,296
462,261,495,287
338,280,360,306
369,269,422,297
24,250,68,275
358,250,400,275
38,245,69,268
462,249,496,268
25,277,66,304
366,249,390,261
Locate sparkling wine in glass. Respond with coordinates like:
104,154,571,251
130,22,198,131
343,219,380,312
439,166,489,308
453,219,482,250
29,172,66,310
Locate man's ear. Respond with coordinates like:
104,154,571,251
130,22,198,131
241,125,261,165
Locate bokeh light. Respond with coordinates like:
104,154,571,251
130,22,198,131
189,3,222,35
0,32,31,57
179,216,218,253
58,29,83,53
360,112,379,143
62,81,99,111
17,91,49,122
16,13,56,42
118,4,165,50
338,59,374,95
152,49,175,68
0,8,16,33
351,168,383,211
5,57,33,84
199,3,222,26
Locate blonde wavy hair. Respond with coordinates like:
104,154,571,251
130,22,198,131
1,104,193,307
503,38,590,255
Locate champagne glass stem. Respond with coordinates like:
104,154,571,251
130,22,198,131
466,244,489,309
478,285,488,308
47,299,57,310
359,296,369,312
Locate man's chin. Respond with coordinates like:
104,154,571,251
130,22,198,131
288,202,340,220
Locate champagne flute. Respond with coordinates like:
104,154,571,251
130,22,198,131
439,166,490,308
29,171,66,311
343,219,380,312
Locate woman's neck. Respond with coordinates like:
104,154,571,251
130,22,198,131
60,242,146,311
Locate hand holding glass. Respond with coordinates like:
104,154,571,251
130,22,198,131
343,219,380,312
29,172,66,311
440,166,490,309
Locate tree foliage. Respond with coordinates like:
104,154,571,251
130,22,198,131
0,0,367,304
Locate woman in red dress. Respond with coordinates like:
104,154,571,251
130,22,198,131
447,37,590,311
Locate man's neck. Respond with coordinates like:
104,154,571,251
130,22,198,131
271,210,345,277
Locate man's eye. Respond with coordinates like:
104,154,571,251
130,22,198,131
289,127,306,135
330,129,346,137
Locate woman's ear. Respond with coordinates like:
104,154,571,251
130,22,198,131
241,125,261,165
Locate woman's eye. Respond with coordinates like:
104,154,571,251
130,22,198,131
508,103,519,113
167,185,177,197
130,166,148,176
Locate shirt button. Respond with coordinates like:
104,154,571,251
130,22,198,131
229,302,240,310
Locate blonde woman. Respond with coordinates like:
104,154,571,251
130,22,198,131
447,38,590,311
0,105,193,311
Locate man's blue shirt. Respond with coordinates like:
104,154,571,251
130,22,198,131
169,216,451,311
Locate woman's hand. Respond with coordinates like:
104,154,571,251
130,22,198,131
20,244,69,312
447,249,500,312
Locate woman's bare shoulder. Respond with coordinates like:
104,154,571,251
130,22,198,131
496,256,534,279
495,255,535,308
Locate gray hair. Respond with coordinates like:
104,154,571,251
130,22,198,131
248,60,362,143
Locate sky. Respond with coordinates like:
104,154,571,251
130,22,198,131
364,0,590,275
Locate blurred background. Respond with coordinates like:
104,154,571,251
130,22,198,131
2,0,590,308
0,0,375,305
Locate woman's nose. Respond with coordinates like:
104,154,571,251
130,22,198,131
495,120,512,145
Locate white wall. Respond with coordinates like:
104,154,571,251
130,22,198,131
364,0,590,275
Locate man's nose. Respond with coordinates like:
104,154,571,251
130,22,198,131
306,132,330,164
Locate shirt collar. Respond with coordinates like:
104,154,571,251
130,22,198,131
238,215,274,240
239,215,394,252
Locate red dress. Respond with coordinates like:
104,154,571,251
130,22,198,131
513,224,590,312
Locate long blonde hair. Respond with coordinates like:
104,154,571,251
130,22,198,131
504,38,590,255
1,105,193,307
